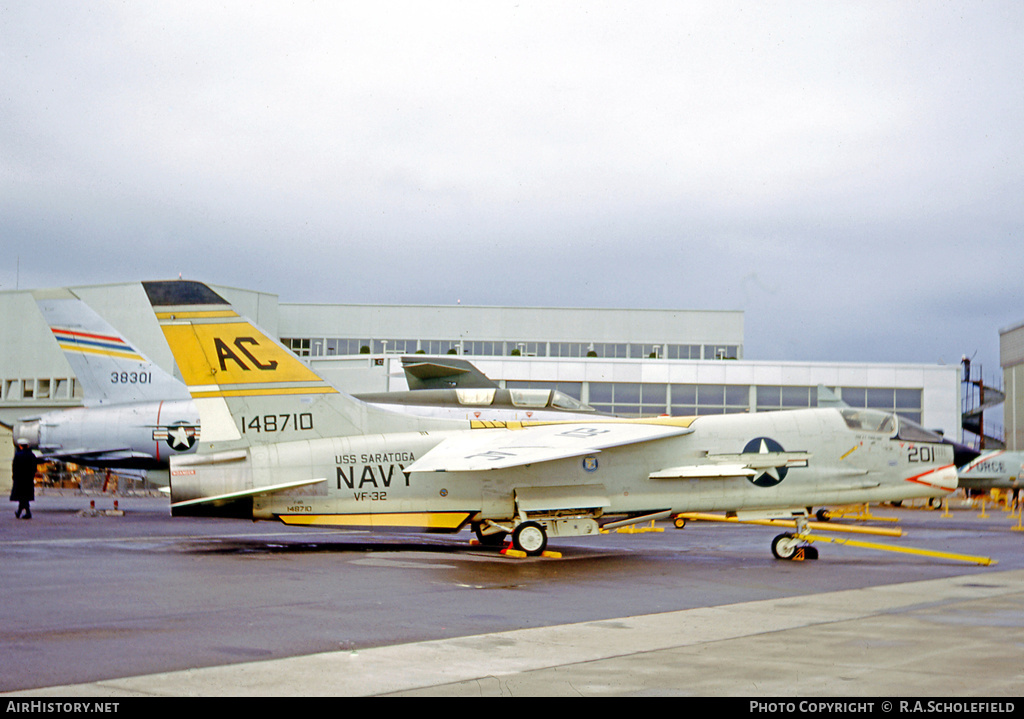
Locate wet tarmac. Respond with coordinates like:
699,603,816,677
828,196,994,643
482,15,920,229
1,493,1022,697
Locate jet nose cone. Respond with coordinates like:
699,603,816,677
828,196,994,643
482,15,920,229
13,419,40,448
909,464,959,492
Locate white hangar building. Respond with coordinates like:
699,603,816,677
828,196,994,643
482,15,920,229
0,281,963,489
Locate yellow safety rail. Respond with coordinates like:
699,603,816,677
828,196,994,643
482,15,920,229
797,533,996,566
675,512,903,537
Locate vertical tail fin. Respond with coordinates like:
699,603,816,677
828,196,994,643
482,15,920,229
142,280,452,447
33,291,191,404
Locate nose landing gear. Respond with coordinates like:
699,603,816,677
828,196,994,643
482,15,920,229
771,516,818,561
771,532,818,561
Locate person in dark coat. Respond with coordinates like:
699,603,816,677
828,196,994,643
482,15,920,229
11,443,37,519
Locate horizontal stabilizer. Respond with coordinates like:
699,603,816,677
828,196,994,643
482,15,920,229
170,478,327,509
407,422,693,473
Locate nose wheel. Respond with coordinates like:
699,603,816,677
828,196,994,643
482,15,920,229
771,532,818,561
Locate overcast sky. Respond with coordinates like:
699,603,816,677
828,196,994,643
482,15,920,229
2,1,1021,380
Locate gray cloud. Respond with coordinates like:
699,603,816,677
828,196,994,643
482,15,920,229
2,1,1021,376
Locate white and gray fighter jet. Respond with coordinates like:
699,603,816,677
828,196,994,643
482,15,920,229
958,450,1024,492
12,292,200,471
146,281,959,559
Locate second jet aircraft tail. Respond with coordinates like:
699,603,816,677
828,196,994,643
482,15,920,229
34,289,192,405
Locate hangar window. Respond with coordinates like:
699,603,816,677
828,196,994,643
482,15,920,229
675,384,749,415
756,385,817,411
550,343,583,357
373,339,418,354
840,387,922,424
420,340,461,355
463,341,501,356
584,343,628,359
704,345,739,360
667,345,702,360
631,344,668,359
282,338,311,357
589,383,669,416
53,378,72,399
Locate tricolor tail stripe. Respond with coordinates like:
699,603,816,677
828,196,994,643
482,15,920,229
51,327,146,361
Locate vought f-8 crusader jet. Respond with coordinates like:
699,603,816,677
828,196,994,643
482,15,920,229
145,281,958,559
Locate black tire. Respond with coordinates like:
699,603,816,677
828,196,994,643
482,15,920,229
815,508,831,522
512,521,548,556
771,533,799,560
673,516,686,529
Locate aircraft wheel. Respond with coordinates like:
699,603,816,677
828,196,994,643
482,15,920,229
512,521,548,556
674,516,686,529
771,533,800,560
815,508,831,522
928,497,942,510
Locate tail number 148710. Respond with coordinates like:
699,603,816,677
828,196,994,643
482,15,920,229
241,413,314,433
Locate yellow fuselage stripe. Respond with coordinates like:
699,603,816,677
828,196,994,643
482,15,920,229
469,416,698,430
190,386,338,398
155,310,239,320
279,512,471,530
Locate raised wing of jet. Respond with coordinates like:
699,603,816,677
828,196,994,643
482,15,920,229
406,421,694,472
401,357,498,390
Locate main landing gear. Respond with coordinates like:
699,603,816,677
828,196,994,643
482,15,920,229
511,521,548,556
472,520,549,556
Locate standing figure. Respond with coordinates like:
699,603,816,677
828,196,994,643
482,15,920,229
11,442,36,519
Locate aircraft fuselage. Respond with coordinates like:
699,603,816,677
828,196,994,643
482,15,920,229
14,400,200,470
